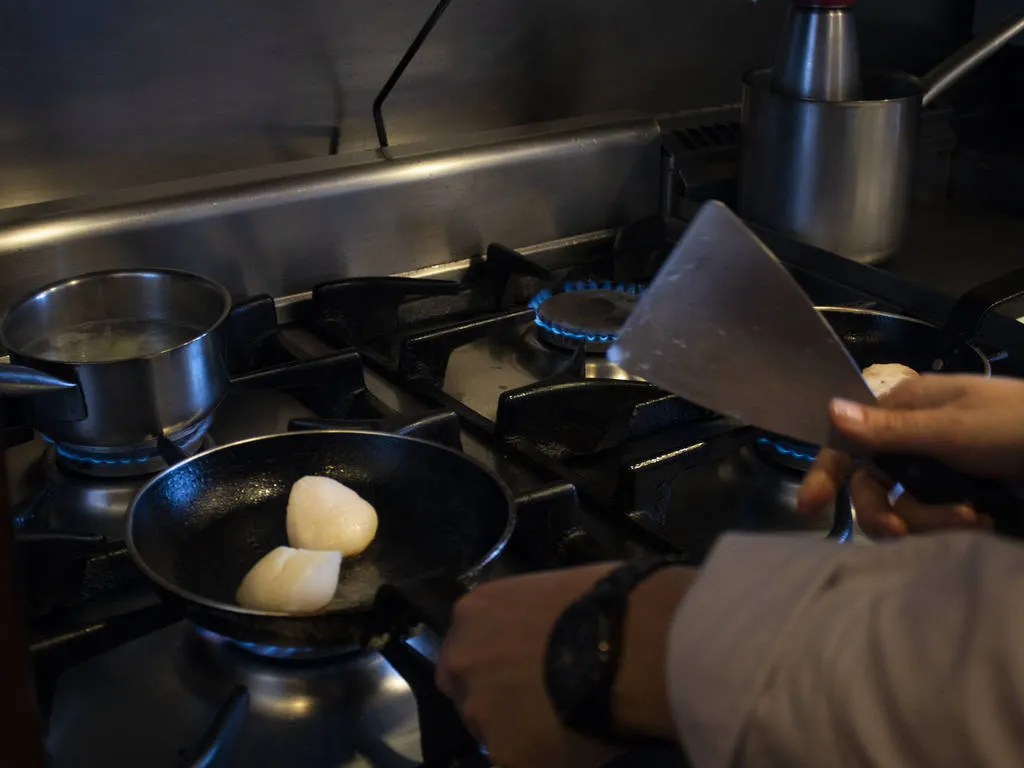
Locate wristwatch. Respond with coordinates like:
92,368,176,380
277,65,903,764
543,557,685,740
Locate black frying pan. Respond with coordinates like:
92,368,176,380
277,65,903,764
819,307,989,375
762,270,1024,537
126,430,514,650
819,265,1024,375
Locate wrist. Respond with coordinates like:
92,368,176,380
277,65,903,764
611,566,698,740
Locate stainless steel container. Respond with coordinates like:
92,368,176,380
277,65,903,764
771,0,861,102
741,13,1024,264
0,270,232,447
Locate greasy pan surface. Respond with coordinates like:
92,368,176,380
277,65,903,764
820,307,989,376
126,430,514,648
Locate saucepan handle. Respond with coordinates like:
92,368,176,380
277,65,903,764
0,362,85,422
874,454,1024,538
921,13,1024,107
944,266,1024,340
365,577,488,768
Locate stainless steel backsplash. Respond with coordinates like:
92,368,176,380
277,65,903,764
0,0,977,309
0,0,792,209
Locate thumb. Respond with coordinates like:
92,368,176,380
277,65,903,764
830,398,952,455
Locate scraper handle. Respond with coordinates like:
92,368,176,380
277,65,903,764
874,454,1024,538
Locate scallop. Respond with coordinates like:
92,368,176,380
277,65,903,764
863,363,919,400
287,475,379,557
236,546,342,613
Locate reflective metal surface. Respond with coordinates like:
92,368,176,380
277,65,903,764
0,0,790,210
741,13,1024,264
0,117,662,311
48,623,421,768
2,271,232,447
771,6,862,101
740,69,920,264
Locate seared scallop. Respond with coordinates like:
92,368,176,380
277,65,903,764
236,546,341,614
863,363,919,400
287,475,379,557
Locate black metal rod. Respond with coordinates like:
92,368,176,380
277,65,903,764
372,0,456,149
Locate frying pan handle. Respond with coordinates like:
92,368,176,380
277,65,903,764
944,266,1024,340
366,578,487,767
368,576,467,640
874,454,1024,538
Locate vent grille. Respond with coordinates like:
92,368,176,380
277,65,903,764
675,122,741,151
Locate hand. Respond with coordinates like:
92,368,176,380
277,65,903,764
798,374,1024,538
436,563,696,768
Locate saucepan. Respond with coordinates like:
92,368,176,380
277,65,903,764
740,13,1024,264
0,269,233,448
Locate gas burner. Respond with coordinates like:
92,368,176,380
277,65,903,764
15,432,216,539
49,414,214,478
177,626,422,761
531,282,643,354
753,434,818,473
193,626,358,661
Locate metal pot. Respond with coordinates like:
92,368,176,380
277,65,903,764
740,13,1024,264
0,270,232,448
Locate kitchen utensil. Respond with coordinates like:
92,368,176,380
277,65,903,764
128,427,508,767
0,269,232,448
741,12,1024,264
771,0,861,101
126,429,514,650
609,201,1024,536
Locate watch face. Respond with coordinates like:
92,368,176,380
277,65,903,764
545,598,611,724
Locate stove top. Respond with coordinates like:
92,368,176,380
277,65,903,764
11,209,1024,767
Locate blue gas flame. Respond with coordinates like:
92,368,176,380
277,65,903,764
530,281,644,343
756,437,818,464
195,627,314,659
41,433,152,466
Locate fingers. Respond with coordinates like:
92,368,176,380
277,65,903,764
850,468,909,538
829,374,974,457
876,373,966,409
797,447,854,517
829,397,963,457
850,468,988,539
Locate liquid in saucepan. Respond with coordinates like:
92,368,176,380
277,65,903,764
21,318,203,363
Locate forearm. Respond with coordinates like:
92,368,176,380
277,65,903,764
669,532,1024,768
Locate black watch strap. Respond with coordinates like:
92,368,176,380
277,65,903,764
544,557,686,741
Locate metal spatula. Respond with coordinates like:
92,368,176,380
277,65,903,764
609,201,1023,536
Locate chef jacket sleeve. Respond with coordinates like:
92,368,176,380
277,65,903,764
666,531,1024,768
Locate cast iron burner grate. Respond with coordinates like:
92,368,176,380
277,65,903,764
531,281,644,353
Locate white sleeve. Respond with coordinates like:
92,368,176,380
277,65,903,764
666,532,1024,768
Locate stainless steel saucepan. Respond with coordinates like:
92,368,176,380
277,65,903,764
0,270,232,447
740,13,1024,264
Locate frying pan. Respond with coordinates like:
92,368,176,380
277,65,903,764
125,430,514,650
818,307,989,375
760,268,1024,529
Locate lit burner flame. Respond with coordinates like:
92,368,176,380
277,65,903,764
756,437,818,464
529,281,644,344
195,627,314,659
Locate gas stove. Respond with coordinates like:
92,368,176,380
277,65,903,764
9,203,1024,768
